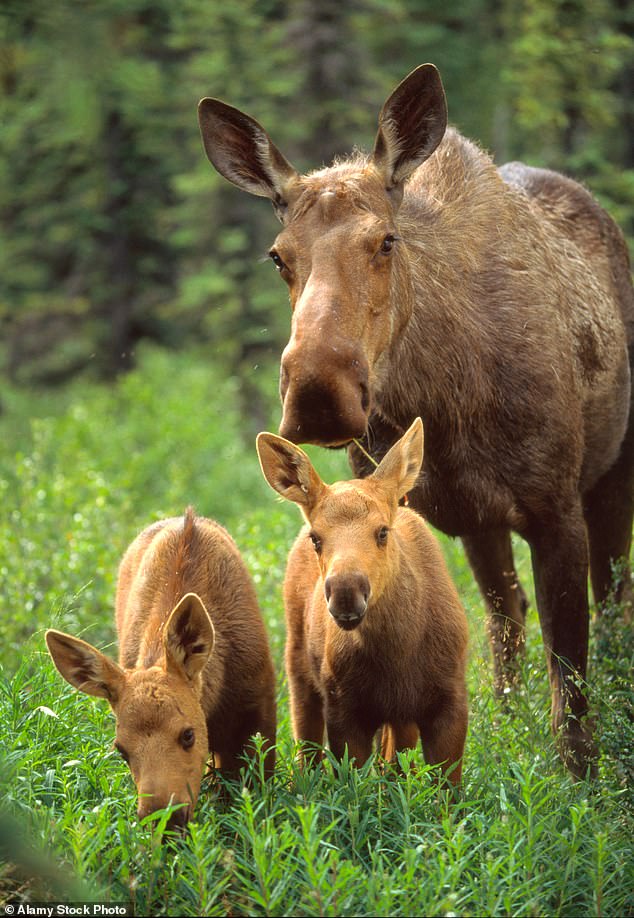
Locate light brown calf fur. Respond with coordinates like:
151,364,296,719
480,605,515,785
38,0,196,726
46,508,276,827
257,419,468,784
199,64,634,778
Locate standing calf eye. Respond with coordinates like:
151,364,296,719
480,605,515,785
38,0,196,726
376,526,389,546
180,727,195,750
269,250,286,272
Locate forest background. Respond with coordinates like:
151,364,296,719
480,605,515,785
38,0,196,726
0,2,633,914
2,0,633,419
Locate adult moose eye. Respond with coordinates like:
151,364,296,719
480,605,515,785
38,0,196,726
380,234,396,255
268,249,286,272
180,727,195,750
309,532,322,554
376,526,389,546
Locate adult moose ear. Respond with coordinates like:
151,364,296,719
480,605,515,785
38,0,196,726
164,593,215,682
256,432,325,514
45,630,126,704
372,64,447,201
198,98,300,221
372,417,424,501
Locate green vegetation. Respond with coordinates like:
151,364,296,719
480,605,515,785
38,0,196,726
1,348,632,916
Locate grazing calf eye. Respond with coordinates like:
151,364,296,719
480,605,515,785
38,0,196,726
180,727,195,750
376,526,389,546
269,250,286,272
114,742,129,764
309,532,322,554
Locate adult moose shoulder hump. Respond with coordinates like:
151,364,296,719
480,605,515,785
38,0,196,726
197,64,634,778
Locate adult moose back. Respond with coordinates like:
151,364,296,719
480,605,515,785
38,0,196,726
198,64,634,777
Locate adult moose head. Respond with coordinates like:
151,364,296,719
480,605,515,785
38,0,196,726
198,65,634,778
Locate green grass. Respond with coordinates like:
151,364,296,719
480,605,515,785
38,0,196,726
0,346,632,916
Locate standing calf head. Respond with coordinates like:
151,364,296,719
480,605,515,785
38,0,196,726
257,418,424,629
46,593,214,827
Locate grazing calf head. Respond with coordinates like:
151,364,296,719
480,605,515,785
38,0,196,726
257,418,424,629
199,66,447,445
45,593,214,828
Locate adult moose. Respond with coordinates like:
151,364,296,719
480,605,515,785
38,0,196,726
198,64,634,777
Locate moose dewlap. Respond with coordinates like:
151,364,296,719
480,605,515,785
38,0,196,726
257,418,469,783
45,508,276,827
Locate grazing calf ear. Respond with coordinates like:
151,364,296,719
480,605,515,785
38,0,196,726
164,593,215,682
372,64,447,196
256,432,324,513
198,98,299,221
373,417,424,500
45,630,125,703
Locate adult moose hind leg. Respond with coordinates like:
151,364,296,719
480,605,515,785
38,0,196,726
528,504,596,778
583,376,634,617
462,528,529,694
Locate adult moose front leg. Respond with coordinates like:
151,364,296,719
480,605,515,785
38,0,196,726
462,528,529,694
528,504,596,778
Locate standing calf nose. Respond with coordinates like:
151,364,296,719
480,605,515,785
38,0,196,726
324,573,371,630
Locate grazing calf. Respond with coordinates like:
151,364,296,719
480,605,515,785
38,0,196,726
46,508,276,827
257,419,468,784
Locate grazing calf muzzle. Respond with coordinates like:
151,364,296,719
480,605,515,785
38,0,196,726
325,572,371,629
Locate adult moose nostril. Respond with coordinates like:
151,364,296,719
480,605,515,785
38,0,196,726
360,382,370,413
324,577,333,602
279,362,290,401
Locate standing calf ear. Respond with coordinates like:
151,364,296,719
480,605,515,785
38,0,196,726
164,593,215,682
372,64,447,195
256,432,324,513
373,417,424,500
45,630,125,704
198,98,299,221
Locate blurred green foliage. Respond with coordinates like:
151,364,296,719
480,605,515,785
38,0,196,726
1,0,632,396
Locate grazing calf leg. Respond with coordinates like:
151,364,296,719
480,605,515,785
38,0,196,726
462,528,528,692
380,722,420,762
212,704,277,778
583,394,634,615
418,697,469,785
528,506,596,778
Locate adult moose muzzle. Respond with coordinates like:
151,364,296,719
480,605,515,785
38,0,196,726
198,65,634,779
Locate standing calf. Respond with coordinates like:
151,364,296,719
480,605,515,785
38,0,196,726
257,419,468,784
46,508,276,827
